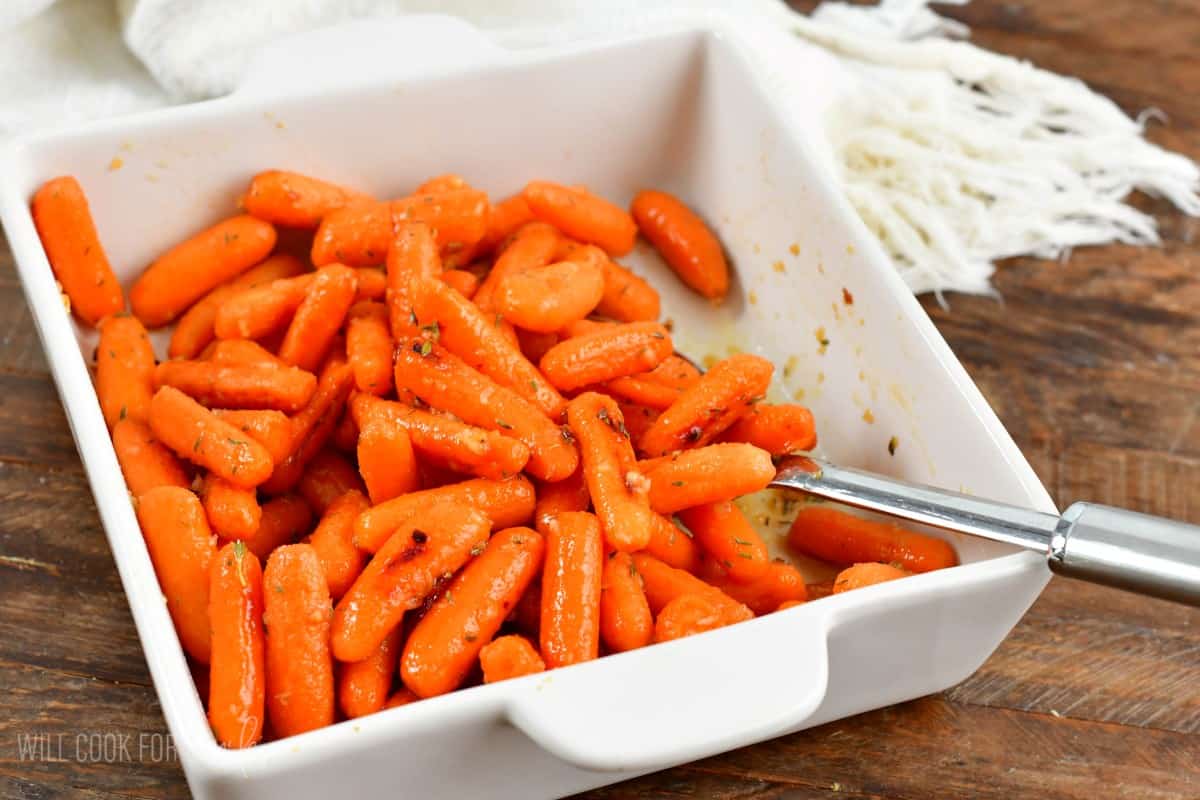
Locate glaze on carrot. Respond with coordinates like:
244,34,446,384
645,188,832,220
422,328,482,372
214,273,315,340
654,592,748,643
629,553,749,619
149,386,274,489
605,355,701,411
385,222,442,338
345,301,393,394
599,551,653,652
208,339,286,368
96,314,156,429
540,511,604,668
643,512,701,573
539,321,673,392
523,182,636,256
703,560,808,615
477,194,536,255
260,355,354,495
833,562,911,593
787,506,958,574
496,258,604,333
297,449,364,515
339,626,402,719
596,259,660,322
677,500,770,584
479,635,545,684
208,541,266,748
278,264,359,372
643,443,775,514
243,170,371,229
202,474,262,542
631,190,729,300
474,222,560,313
211,409,293,465
356,413,420,504
112,419,190,496
720,404,817,455
241,493,312,560
305,489,368,600
534,469,590,534
154,360,317,413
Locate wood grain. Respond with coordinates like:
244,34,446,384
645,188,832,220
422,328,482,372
2,2,1200,798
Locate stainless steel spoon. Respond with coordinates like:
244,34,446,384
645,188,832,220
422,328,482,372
771,456,1200,606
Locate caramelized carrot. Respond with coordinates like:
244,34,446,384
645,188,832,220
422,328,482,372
642,512,701,572
243,170,371,229
787,506,958,574
605,355,701,411
677,500,769,584
297,449,364,515
213,273,314,340
644,443,774,514
477,194,535,255
440,269,478,299
211,409,292,465
720,404,817,455
540,512,604,668
154,360,317,413
702,559,808,615
834,562,911,593
355,266,387,301
496,258,604,333
596,259,660,322
629,553,748,619
260,356,354,495
96,314,155,428
305,489,369,600
339,626,402,719
278,264,359,371
654,592,749,643
208,541,266,748
112,419,190,496
208,339,286,368
356,414,420,504
479,635,545,683
243,494,313,559
202,474,262,541
310,201,391,267
534,469,589,534
631,190,729,300
149,387,273,489
599,551,653,652
385,222,441,338
539,321,673,392
616,400,660,442
523,182,636,256
392,189,489,257
473,222,559,312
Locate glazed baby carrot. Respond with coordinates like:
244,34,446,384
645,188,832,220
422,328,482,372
440,269,478,299
95,314,155,429
305,489,368,600
605,355,701,411
263,544,335,737
384,688,420,709
534,469,589,534
720,403,817,455
540,511,604,668
331,408,358,451
209,339,286,368
703,560,808,615
154,360,317,413
149,387,273,489
332,503,490,662
392,341,576,482
599,551,653,653
131,215,276,327
595,258,661,322
213,273,315,340
402,527,545,697
208,541,266,748
112,419,190,496
278,265,359,371
392,189,489,257
202,474,262,542
473,222,560,312
297,449,364,515
242,494,313,559
631,189,729,300
787,506,958,574
643,512,701,573
242,170,371,229
31,176,124,326
677,500,770,584
211,409,292,465
353,475,535,553
135,486,216,662
356,414,420,504
310,201,391,267
477,194,535,255
638,353,774,457
833,562,911,593
385,222,441,337
479,635,545,684
260,356,354,495
566,392,653,552
495,258,605,333
523,181,636,256
629,553,748,619
615,400,659,443
355,267,387,301
539,321,673,392
654,593,745,643
643,443,775,514
339,626,402,719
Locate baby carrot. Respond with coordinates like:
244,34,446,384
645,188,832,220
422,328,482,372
149,387,273,489
209,339,286,368
243,494,313,560
356,415,420,504
473,222,560,312
540,321,673,392
310,201,392,267
599,551,653,653
385,222,442,338
402,527,545,697
208,541,266,748
496,259,604,333
391,189,489,257
596,259,661,322
346,301,393,394
211,409,292,465
384,688,420,709
415,174,469,194
644,443,775,514
297,449,363,515
616,400,660,443
278,264,359,372
566,392,653,552
540,511,604,668
807,581,836,600
678,500,769,584
332,503,490,662
154,360,317,413
355,267,387,301
331,408,358,452
479,635,545,684
202,474,262,542
112,419,190,496
242,170,371,229
629,553,749,619
787,506,959,574
440,269,478,299
31,176,124,326
260,356,354,495
720,404,817,455
392,341,576,482
605,355,701,411
509,580,542,638
702,559,808,615
135,486,216,662
95,314,155,429
523,181,636,256
353,475,535,553
534,469,589,534
631,190,729,300
477,194,535,255
638,353,774,457
834,562,911,593
305,489,369,600
654,593,747,643
643,512,701,572
339,626,402,719
214,273,315,340
263,544,335,737
131,215,276,327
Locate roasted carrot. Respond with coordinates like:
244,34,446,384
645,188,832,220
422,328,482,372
131,215,276,327
654,592,749,643
439,269,478,299
473,222,560,312
401,527,544,697
208,541,266,748
616,400,660,442
523,182,636,256
605,355,701,411
263,544,335,737
720,404,817,455
677,500,769,584
297,449,364,515
384,688,420,709
95,314,155,429
277,264,358,371
310,201,391,267
332,503,490,662
566,392,653,552
208,339,286,368
243,494,313,560
539,321,673,392
213,273,315,340
599,551,653,652
787,506,958,574
355,266,387,301
477,194,535,255
631,190,729,300
211,409,292,465
833,562,911,593
242,170,371,229
495,258,604,333
260,356,354,495
112,419,190,496
702,559,808,615
642,512,701,573
540,511,604,668
135,486,216,662
305,489,368,600
385,222,441,338
154,360,317,413
638,353,774,457
629,553,749,619
149,387,273,489
534,469,590,534
392,189,489,258
356,414,420,504
339,626,402,719
31,176,124,326
596,259,661,322
479,635,545,684
202,474,262,541
643,443,775,514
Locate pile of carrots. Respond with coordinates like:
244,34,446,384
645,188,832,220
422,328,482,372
31,170,959,749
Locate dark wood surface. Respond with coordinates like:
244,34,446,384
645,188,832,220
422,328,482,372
3,2,1199,797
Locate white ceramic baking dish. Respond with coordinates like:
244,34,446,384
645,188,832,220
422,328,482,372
0,13,1056,799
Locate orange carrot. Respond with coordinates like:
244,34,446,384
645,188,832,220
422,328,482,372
642,512,701,573
384,688,420,709
356,414,420,504
477,194,536,255
208,541,266,748
135,486,215,662
807,581,836,600
654,592,749,643
112,419,190,496
211,409,292,465
474,222,559,312
131,215,276,327
631,190,729,300
559,318,615,339
278,264,359,371
339,626,402,719
332,503,490,662
208,339,286,368
309,201,391,267
149,386,274,489
392,189,489,257
415,174,469,194
523,181,636,256
202,474,262,542
243,494,313,560
297,449,364,515
599,551,653,652
777,600,805,612
720,404,817,455
305,489,368,600
242,170,372,229
331,408,358,452
540,511,604,668
509,579,542,638
702,559,808,615
154,360,317,413
630,553,750,620
440,269,478,299
677,500,770,584
605,355,701,411
495,258,604,333
539,321,673,392
95,314,155,429
534,469,589,534
834,562,911,593
214,273,315,340
566,392,653,552
355,266,387,301
787,506,959,574
643,443,775,514
479,635,545,683
260,356,354,495
616,400,659,442
638,354,774,456
263,544,335,737
385,222,442,337
402,527,544,697
31,176,124,326
596,259,660,322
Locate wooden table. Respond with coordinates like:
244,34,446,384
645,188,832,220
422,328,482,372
2,2,1198,797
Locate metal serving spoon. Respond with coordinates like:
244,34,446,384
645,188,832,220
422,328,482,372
771,456,1200,606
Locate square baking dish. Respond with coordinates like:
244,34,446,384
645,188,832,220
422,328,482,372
0,13,1056,799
